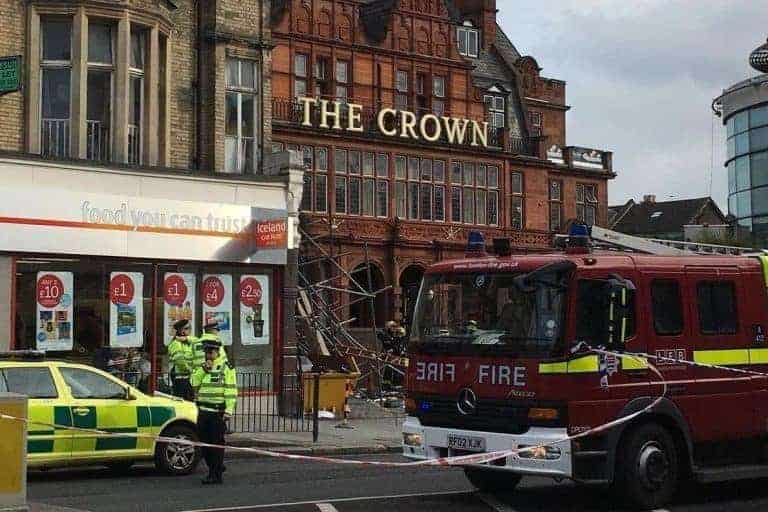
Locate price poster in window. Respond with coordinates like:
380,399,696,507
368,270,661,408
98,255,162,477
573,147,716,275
163,273,196,345
240,275,270,345
35,271,74,351
109,272,144,348
202,274,233,346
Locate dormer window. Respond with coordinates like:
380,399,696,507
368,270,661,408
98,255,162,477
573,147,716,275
457,22,479,58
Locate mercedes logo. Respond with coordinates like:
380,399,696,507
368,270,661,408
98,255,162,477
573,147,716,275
456,387,478,416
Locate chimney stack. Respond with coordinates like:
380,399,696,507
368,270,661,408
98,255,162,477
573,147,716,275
643,194,656,204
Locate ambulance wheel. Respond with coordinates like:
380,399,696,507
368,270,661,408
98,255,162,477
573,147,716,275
155,424,200,476
463,467,522,493
616,423,679,510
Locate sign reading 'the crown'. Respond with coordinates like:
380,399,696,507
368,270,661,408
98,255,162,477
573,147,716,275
298,97,489,148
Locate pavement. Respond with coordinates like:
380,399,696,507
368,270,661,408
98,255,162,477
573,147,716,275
27,454,768,512
226,416,404,457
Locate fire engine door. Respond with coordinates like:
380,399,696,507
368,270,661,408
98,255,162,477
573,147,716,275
640,272,698,438
685,267,754,442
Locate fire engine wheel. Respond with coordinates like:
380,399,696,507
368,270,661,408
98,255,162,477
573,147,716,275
155,424,201,476
463,467,522,493
616,423,679,510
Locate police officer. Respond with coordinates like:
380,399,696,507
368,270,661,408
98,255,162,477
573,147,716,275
191,337,237,485
193,321,228,370
167,319,195,400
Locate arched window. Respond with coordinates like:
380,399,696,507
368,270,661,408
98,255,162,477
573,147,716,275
296,6,311,34
434,31,448,58
338,14,352,42
398,25,410,52
416,27,430,55
317,10,332,38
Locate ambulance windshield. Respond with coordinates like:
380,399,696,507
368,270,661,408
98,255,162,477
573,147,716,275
410,264,572,358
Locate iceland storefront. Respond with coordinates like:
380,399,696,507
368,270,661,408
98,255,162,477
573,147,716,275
0,155,303,391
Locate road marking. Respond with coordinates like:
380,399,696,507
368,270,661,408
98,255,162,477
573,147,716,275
316,504,339,512
180,490,472,511
477,492,518,512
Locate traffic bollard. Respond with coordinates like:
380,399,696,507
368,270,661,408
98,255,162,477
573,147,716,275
0,393,27,511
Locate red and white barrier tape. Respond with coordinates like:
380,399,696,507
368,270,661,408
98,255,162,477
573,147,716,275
0,347,670,468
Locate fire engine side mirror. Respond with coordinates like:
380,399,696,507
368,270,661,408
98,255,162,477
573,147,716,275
605,279,633,351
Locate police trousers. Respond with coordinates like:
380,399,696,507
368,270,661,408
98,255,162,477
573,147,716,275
197,410,226,476
172,373,194,401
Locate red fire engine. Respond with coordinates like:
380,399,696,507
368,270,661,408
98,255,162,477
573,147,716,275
402,226,768,509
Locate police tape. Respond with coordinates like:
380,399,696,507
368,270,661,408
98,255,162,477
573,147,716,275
0,348,668,469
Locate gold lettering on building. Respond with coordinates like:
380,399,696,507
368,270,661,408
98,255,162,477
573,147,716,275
298,97,488,148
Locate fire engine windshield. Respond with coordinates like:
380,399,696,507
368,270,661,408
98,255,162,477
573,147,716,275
411,263,572,357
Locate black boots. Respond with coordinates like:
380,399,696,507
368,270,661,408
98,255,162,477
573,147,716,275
201,470,223,485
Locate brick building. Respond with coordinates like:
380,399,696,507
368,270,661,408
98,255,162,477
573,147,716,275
0,1,303,389
269,0,615,329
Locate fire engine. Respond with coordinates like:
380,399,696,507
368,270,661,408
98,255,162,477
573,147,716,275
402,225,768,509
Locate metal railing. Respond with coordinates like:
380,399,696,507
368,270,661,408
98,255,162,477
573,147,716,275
113,370,317,434
128,124,140,165
86,120,110,161
42,118,70,158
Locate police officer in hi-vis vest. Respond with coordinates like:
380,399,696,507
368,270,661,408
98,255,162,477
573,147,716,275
167,319,196,401
191,326,237,485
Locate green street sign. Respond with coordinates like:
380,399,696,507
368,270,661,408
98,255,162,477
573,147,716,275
0,56,21,95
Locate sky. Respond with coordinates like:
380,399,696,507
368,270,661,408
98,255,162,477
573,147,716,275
497,0,767,210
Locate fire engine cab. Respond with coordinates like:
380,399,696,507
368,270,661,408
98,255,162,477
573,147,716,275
402,226,768,509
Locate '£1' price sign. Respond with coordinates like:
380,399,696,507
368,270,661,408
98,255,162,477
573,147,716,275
110,274,135,305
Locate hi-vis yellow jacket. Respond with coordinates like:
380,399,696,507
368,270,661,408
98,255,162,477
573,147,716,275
191,361,237,415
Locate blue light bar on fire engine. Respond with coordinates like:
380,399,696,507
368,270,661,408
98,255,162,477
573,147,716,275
467,231,486,253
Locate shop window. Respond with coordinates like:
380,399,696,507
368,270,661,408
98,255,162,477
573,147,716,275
549,180,563,232
298,145,328,213
697,281,737,335
225,58,259,174
41,19,72,158
511,172,524,230
13,258,276,378
651,280,683,336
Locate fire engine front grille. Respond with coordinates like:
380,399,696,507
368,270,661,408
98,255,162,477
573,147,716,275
413,395,535,435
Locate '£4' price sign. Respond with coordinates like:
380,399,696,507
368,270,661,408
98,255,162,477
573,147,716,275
202,276,225,308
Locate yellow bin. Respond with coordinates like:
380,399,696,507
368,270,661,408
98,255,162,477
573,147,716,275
0,392,27,511
303,359,360,415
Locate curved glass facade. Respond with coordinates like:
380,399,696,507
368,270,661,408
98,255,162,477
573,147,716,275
726,103,768,242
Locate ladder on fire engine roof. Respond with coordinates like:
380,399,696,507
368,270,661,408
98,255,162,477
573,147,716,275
587,225,763,256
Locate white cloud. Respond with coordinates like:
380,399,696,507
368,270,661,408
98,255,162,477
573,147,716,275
497,0,767,210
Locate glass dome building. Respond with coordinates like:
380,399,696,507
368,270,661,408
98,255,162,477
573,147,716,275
716,39,768,244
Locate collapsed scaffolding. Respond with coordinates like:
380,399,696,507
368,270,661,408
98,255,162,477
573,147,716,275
296,224,407,402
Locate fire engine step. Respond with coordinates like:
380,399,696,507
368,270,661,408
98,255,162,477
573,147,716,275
694,464,768,483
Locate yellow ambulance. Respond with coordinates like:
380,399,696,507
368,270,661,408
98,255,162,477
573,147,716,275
0,353,199,474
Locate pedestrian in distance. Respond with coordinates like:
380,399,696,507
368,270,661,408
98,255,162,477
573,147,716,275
167,319,196,401
191,336,237,485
